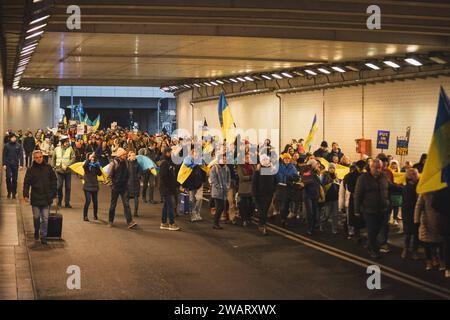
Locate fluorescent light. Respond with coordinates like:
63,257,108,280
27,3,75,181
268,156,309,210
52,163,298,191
210,81,218,86
331,66,346,73
237,77,246,82
204,82,212,87
27,23,47,33
40,89,46,92
193,83,201,87
318,68,331,74
383,60,401,68
29,15,50,25
345,65,359,72
304,69,317,76
404,58,422,66
365,63,380,70
22,43,38,51
244,76,254,81
261,75,271,80
281,72,293,78
229,78,238,83
292,71,304,76
216,80,224,84
271,73,283,79
21,47,35,54
429,56,447,64
25,30,44,40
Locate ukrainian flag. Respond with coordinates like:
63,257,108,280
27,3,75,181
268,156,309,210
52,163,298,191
304,114,318,152
177,156,197,185
92,115,101,131
218,92,235,143
417,87,450,194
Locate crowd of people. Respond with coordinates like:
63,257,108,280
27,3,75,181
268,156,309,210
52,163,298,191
2,125,449,278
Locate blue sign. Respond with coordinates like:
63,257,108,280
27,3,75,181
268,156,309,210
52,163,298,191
376,130,390,150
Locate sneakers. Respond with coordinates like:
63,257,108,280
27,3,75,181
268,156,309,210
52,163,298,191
93,215,98,221
65,204,72,209
83,217,89,222
212,224,223,230
380,243,390,253
7,192,11,199
168,224,180,231
127,221,138,229
160,223,170,230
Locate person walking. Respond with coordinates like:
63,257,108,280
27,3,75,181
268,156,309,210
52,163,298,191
138,141,160,204
127,151,143,218
82,152,102,221
2,133,24,199
236,153,256,227
107,148,138,229
23,131,36,167
252,154,277,235
302,159,321,235
354,159,390,259
401,168,420,260
322,163,340,234
210,154,231,230
180,147,207,222
52,136,75,208
23,150,57,245
159,147,180,231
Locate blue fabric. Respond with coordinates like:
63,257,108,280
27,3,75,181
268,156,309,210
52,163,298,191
276,163,298,184
88,161,101,172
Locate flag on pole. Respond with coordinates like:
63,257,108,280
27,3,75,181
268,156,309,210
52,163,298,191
218,92,236,143
304,114,318,152
92,115,101,131
416,87,450,194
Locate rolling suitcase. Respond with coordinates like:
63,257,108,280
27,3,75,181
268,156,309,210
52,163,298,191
47,205,63,239
178,192,191,215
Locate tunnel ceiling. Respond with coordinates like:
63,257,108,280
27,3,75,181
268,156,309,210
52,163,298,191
2,0,450,88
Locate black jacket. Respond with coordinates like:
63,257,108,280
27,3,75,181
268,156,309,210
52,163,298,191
23,162,57,207
402,180,419,234
2,142,24,167
127,160,142,197
252,167,277,199
354,172,389,215
327,149,344,162
83,161,102,192
182,165,206,191
23,137,36,153
108,158,129,192
159,156,177,197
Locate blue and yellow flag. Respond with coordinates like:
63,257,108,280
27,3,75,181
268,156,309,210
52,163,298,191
417,87,450,194
177,156,197,184
304,114,318,152
92,115,101,131
218,92,235,143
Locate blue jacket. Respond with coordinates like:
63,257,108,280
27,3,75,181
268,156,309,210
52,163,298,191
276,162,298,184
3,142,24,167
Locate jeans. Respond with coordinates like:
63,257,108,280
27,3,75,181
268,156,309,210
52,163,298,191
304,197,319,234
364,212,384,253
378,209,390,245
404,233,419,252
189,188,203,221
279,198,290,222
128,193,139,216
325,200,339,232
109,189,132,224
256,196,272,227
161,195,175,225
32,206,49,239
142,172,155,201
57,172,72,206
424,242,444,261
213,198,226,226
238,194,253,222
83,190,98,218
6,164,19,195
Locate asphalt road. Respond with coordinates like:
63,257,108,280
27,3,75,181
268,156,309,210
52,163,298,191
16,174,445,300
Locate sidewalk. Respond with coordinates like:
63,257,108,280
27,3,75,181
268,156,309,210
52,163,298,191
0,181,35,300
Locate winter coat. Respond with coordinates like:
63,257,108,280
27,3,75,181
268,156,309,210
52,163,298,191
414,193,444,243
210,164,231,200
23,137,36,153
301,167,321,200
182,165,206,191
339,170,364,228
83,160,102,192
159,156,178,197
127,160,142,197
107,158,129,192
327,149,344,162
23,161,57,207
252,165,277,200
354,172,389,216
322,171,340,202
237,164,255,195
313,148,329,159
402,180,419,235
2,142,24,167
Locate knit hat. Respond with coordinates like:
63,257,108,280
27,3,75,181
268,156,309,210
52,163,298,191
281,153,292,160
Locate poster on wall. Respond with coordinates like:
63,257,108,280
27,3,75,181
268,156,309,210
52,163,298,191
376,130,390,150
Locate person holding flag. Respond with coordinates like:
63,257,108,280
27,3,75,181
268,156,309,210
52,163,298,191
304,114,318,153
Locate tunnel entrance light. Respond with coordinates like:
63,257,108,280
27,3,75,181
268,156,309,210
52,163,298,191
404,58,422,66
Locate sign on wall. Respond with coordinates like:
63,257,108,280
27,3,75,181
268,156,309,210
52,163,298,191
376,130,390,150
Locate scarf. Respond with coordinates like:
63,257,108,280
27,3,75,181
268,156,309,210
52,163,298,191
88,161,101,172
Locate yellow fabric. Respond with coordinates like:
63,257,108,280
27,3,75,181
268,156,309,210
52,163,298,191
304,115,318,152
55,146,74,169
177,163,193,185
221,107,236,143
69,162,108,182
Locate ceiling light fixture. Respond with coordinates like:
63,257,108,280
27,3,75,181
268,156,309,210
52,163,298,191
281,72,293,78
29,15,50,25
331,66,346,73
318,68,331,74
27,23,47,33
365,63,380,70
304,69,317,76
429,56,447,64
237,77,246,82
271,73,283,79
25,30,44,40
383,60,401,68
244,76,254,81
261,75,272,80
404,58,422,66
229,78,238,83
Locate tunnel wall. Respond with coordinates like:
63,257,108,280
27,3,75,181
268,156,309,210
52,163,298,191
177,76,450,163
3,90,56,132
